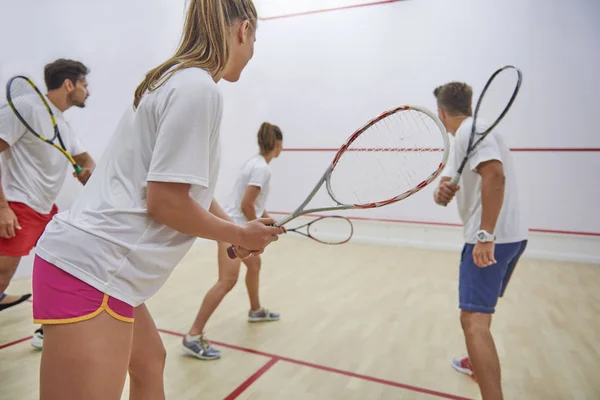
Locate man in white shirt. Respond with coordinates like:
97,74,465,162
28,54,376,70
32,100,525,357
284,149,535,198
432,82,527,400
0,59,96,342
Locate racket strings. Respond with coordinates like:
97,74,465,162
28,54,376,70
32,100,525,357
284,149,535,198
381,115,419,193
305,216,353,244
474,67,521,133
329,109,445,206
7,78,56,141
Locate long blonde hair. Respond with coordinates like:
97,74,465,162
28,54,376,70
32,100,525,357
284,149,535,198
133,0,257,108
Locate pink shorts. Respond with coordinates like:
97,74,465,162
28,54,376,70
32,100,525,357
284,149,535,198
32,255,134,325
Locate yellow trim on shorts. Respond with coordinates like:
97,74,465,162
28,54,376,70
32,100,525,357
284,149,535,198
34,294,134,325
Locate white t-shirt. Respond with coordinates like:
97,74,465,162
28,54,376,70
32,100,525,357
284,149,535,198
36,67,223,307
0,96,86,214
442,117,528,244
224,154,271,225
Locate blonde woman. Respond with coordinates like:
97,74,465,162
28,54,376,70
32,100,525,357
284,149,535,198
31,1,283,399
183,122,283,360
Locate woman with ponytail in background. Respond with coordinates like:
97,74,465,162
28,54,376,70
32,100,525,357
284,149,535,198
30,1,284,399
182,122,283,360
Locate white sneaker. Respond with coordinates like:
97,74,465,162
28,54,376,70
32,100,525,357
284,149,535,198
31,328,43,350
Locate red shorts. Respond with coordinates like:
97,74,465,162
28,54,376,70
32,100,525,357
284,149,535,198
0,202,58,257
32,255,134,324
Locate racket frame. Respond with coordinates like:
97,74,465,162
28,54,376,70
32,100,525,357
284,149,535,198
276,104,449,227
449,65,522,186
6,75,83,174
286,215,354,245
228,104,449,259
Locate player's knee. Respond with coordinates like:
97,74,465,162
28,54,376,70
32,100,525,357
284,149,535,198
460,311,490,336
129,343,166,381
0,271,13,286
219,277,238,292
0,256,21,279
245,257,261,272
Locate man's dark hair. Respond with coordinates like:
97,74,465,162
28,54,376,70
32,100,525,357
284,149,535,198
433,82,473,116
44,59,89,91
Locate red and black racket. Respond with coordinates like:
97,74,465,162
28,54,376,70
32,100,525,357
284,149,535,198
228,104,450,259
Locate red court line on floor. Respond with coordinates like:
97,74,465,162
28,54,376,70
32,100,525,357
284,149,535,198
270,356,472,400
267,211,600,238
282,147,600,152
224,357,279,400
0,336,30,350
259,0,405,21
158,329,472,400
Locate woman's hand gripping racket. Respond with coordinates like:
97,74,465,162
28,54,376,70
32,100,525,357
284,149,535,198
441,65,523,206
227,104,450,259
5,75,83,175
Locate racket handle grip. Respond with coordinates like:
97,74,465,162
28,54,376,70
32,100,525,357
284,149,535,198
226,245,237,259
439,175,460,207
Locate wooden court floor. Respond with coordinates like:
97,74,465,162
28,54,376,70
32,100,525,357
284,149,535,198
1,237,599,399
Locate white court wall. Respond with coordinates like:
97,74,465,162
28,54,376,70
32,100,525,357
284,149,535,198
0,0,598,280
219,0,600,263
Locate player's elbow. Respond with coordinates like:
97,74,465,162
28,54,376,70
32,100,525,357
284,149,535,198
146,190,165,222
487,171,505,186
479,161,505,187
241,201,254,218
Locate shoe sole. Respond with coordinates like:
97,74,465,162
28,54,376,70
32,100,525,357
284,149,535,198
248,317,280,322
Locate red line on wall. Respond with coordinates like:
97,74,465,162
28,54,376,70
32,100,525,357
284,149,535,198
288,147,444,152
510,148,600,152
267,212,600,237
224,358,279,400
282,147,600,152
259,0,405,21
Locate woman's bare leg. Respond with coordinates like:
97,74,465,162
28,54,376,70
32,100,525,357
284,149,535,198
128,304,167,400
243,254,279,322
40,312,133,400
181,242,241,359
243,255,261,311
187,242,241,336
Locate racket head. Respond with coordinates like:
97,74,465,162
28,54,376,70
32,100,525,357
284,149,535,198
325,105,449,209
5,76,82,174
306,215,353,245
288,215,353,245
472,65,522,138
6,75,59,142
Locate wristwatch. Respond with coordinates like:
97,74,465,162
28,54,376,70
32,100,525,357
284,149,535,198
476,230,495,243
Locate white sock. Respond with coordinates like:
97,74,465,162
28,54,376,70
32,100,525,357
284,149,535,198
186,334,201,341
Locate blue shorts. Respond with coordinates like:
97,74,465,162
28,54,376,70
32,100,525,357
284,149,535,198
459,240,527,314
